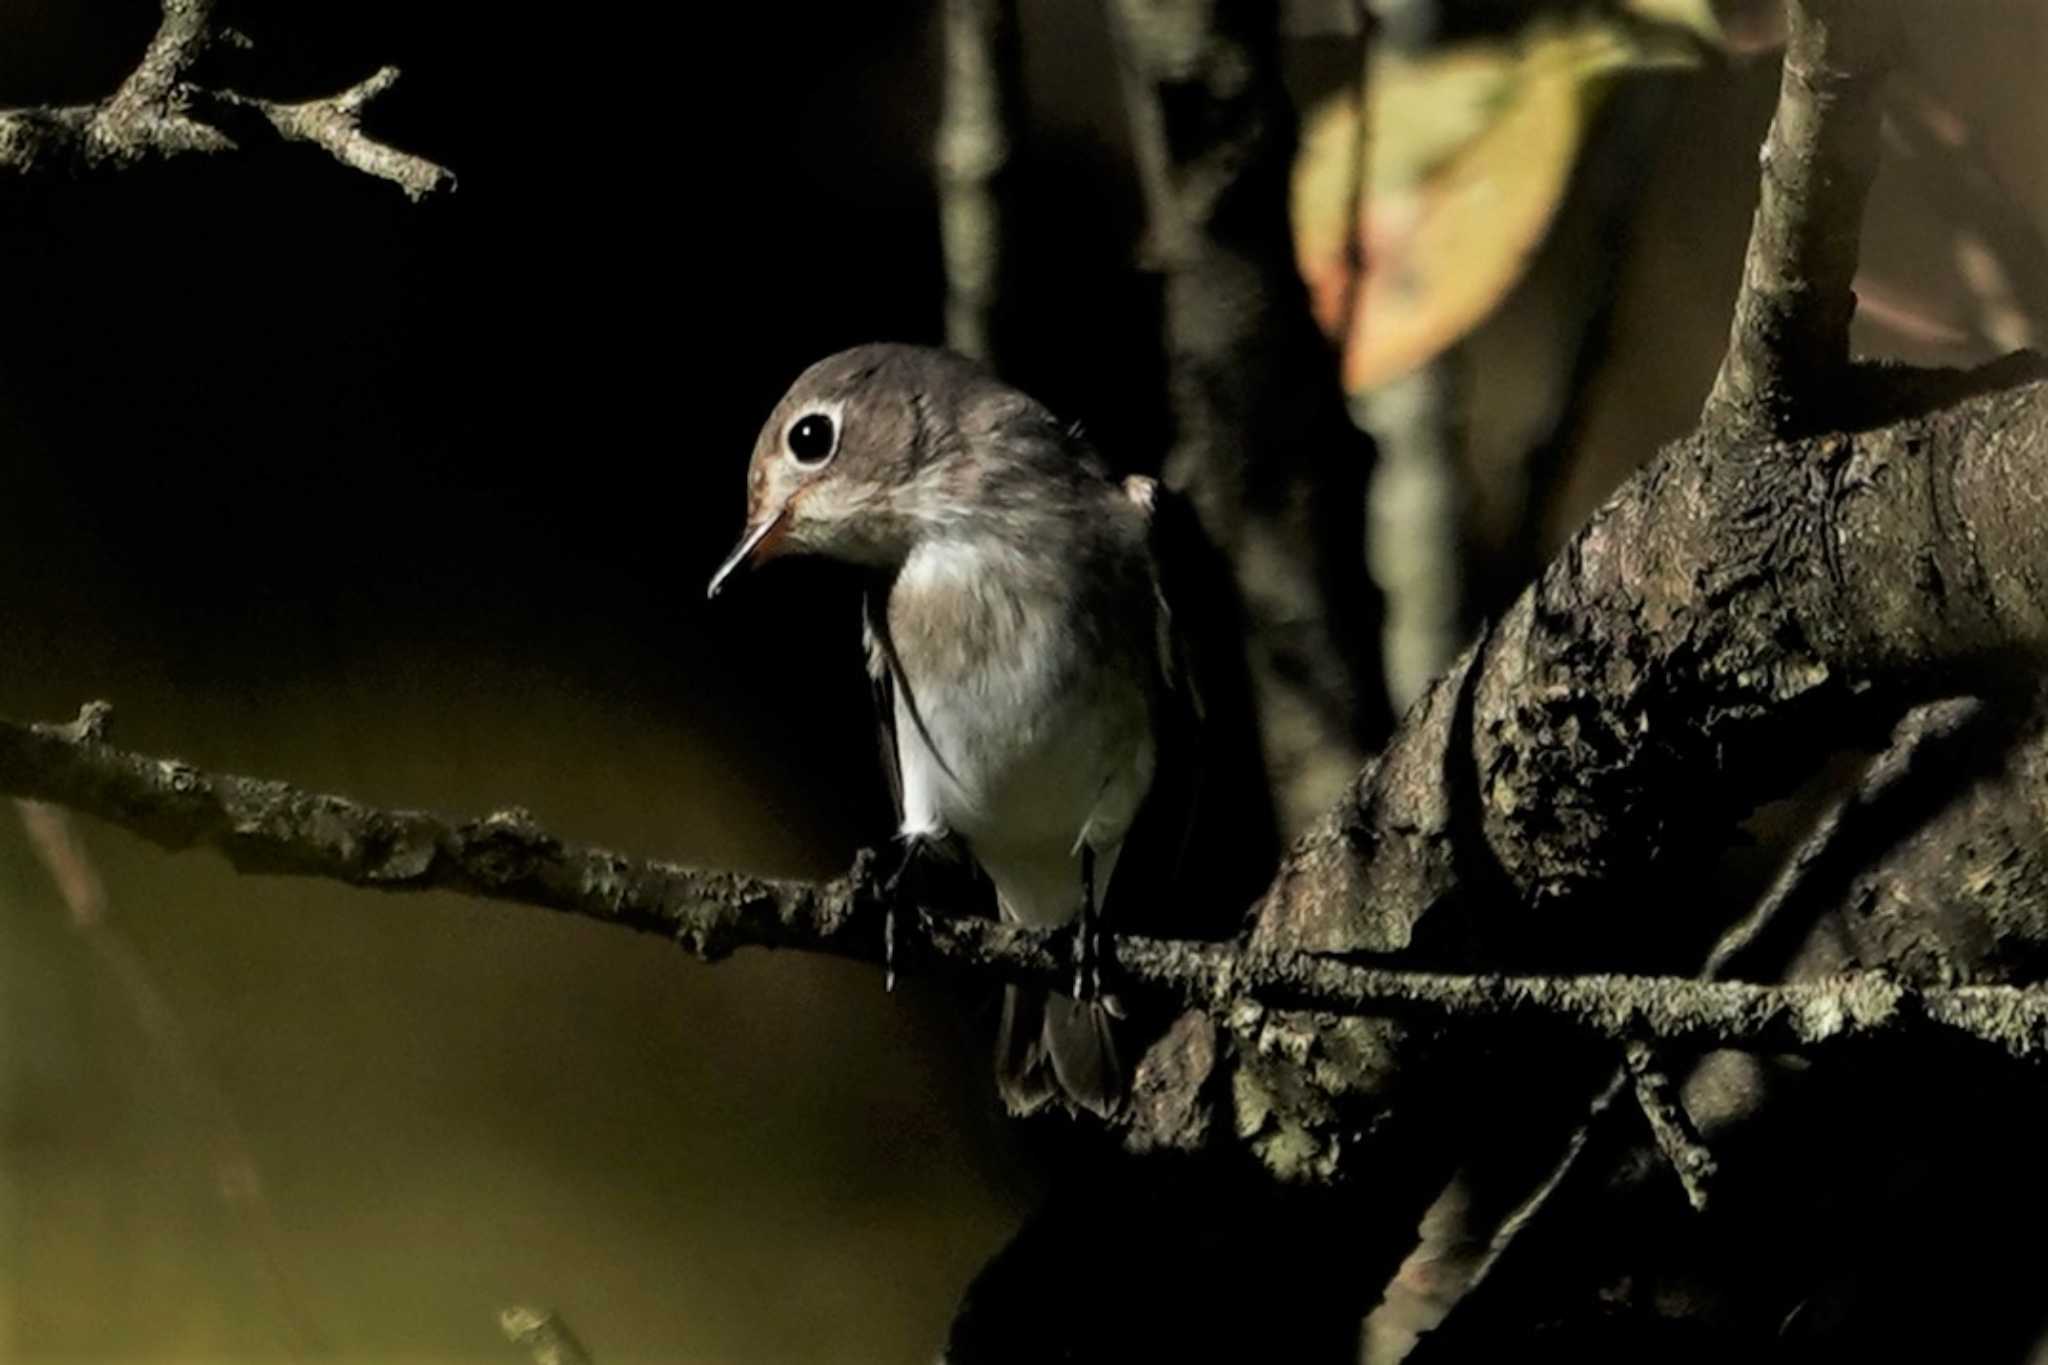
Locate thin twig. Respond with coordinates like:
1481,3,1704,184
1622,1041,1718,1212
220,67,454,200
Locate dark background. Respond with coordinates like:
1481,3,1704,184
0,1,2041,1360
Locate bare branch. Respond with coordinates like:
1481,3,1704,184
1704,0,1901,435
1622,1041,1718,1213
0,2,452,197
221,68,453,200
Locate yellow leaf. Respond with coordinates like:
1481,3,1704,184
1625,0,1725,44
1292,16,1698,392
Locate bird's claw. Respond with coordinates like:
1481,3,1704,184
880,830,954,994
883,904,897,993
1072,843,1103,1004
1070,911,1104,1004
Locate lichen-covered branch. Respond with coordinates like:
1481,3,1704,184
0,702,867,965
0,0,452,198
6,702,2048,1075
936,0,1023,363
1703,0,1900,435
1621,1041,1718,1212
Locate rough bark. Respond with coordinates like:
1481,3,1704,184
1107,0,1388,834
1225,0,2042,1189
1236,350,2048,1174
0,0,453,198
1817,693,2048,986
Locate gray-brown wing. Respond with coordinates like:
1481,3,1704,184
862,582,904,824
1105,476,1279,939
1099,477,1205,937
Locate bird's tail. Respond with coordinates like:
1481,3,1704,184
996,986,1125,1118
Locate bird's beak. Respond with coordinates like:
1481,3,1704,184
706,507,788,600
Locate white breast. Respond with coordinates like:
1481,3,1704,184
890,537,1155,927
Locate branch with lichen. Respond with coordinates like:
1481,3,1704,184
0,0,452,198
5,702,2048,1074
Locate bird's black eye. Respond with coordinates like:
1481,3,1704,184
786,412,837,465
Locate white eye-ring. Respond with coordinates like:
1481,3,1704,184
785,405,842,467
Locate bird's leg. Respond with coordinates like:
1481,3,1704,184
1072,845,1101,1004
882,827,953,993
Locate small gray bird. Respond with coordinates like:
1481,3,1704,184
708,344,1204,1117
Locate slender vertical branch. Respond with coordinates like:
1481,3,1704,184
1703,0,1902,436
937,0,1024,364
1358,356,1468,712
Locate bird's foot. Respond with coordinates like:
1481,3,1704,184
1070,909,1105,1005
881,828,962,993
1071,844,1103,1004
883,905,898,993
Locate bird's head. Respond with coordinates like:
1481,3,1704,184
707,344,1028,599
